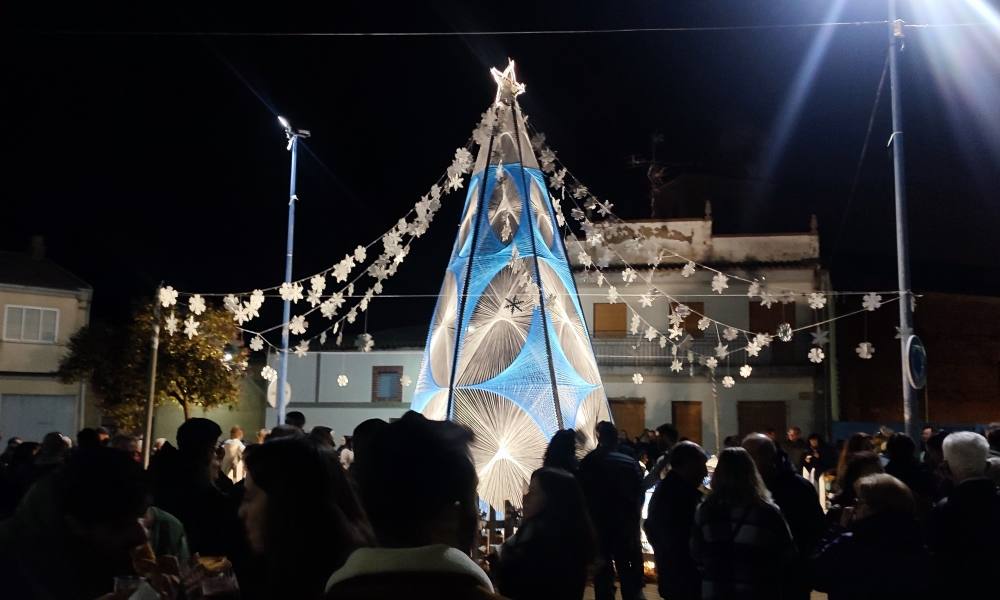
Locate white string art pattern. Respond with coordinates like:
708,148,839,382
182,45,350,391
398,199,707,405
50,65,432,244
412,60,610,511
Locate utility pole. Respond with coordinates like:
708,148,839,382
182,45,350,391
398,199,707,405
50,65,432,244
887,2,918,439
142,286,162,468
276,116,310,426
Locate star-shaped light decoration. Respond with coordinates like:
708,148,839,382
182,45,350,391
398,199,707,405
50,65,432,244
491,59,526,106
629,313,641,335
754,333,773,347
164,312,179,336
715,342,729,358
668,325,684,340
294,341,309,357
667,359,681,373
810,329,830,347
607,285,620,304
183,316,199,339
746,340,762,357
644,325,658,342
668,311,685,328
639,293,653,308
747,281,761,298
856,342,875,359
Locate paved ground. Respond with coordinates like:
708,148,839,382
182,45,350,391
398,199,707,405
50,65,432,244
582,585,828,599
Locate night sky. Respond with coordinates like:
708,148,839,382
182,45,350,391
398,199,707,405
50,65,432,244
3,1,999,332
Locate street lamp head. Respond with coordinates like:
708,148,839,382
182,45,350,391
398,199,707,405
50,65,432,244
277,115,291,131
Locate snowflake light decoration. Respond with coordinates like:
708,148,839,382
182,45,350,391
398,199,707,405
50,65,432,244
353,245,367,263
639,293,653,308
746,340,762,357
400,374,413,387
862,293,883,312
856,342,875,359
740,364,752,378
183,316,199,339
808,347,825,364
289,315,308,336
697,317,712,331
681,261,696,278
668,325,684,340
164,312,178,336
723,327,739,341
711,272,729,294
629,314,640,335
754,333,773,347
597,200,614,217
706,357,719,369
811,329,830,347
223,294,240,313
355,332,374,352
261,365,277,382
158,286,179,308
622,267,637,284
607,286,620,304
747,281,761,298
675,304,692,319
644,326,658,342
807,293,827,310
337,373,349,387
760,291,777,309
249,290,265,311
188,294,206,316
671,359,683,373
249,336,264,352
632,372,644,385
332,257,354,283
668,311,685,328
279,282,304,303
715,343,729,358
722,376,735,388
294,341,309,357
577,251,593,268
777,323,793,342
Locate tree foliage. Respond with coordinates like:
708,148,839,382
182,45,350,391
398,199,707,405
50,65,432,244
60,301,247,432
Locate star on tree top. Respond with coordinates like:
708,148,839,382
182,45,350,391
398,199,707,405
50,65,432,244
491,59,526,105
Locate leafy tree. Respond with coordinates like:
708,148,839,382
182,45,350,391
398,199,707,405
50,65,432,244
60,301,248,432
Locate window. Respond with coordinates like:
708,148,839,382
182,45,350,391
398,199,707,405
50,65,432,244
593,303,627,337
371,366,404,402
3,306,59,343
748,301,793,334
670,302,705,337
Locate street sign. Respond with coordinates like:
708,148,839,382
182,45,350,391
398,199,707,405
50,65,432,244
904,335,928,390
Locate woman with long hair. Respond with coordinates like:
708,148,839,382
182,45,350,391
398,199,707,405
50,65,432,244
495,467,596,600
240,436,373,600
691,447,795,600
542,429,580,474
834,432,874,487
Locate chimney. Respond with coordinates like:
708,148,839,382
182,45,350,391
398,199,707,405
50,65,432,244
30,235,45,261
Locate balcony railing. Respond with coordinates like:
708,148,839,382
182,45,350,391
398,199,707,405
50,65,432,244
589,335,814,369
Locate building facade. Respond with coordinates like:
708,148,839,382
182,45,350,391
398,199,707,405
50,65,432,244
0,242,93,443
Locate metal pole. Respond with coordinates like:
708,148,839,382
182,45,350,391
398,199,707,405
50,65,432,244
887,3,918,439
277,135,299,426
142,289,162,468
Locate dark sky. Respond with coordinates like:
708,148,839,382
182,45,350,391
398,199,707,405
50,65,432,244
3,1,999,330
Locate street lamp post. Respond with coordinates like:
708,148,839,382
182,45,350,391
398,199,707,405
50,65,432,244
887,3,918,439
277,116,310,426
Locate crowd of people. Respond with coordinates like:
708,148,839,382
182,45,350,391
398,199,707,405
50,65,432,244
0,412,998,600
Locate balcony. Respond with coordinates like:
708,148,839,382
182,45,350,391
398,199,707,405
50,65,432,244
589,335,817,375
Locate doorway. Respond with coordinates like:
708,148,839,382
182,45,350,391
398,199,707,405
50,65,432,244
608,397,646,441
737,401,787,438
671,401,703,445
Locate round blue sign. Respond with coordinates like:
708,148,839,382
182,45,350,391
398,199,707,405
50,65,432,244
904,335,927,390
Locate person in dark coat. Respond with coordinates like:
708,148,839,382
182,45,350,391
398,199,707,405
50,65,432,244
644,441,707,600
811,473,930,600
743,433,824,600
927,431,1000,597
691,447,796,600
495,467,596,600
542,428,581,475
884,433,939,520
578,421,645,600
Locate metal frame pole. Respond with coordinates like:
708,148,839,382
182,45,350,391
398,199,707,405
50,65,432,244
142,288,162,468
277,135,299,426
887,2,918,439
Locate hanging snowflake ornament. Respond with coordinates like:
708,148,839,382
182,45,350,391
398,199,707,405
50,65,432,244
249,289,265,311
659,336,668,349
780,290,797,305
355,332,374,352
164,312,179,336
681,261,696,278
577,250,594,268
862,292,883,312
808,347,825,364
332,256,354,283
697,316,712,331
714,342,729,358
706,357,719,370
711,272,729,294
807,293,827,310
746,340,762,357
607,286,620,304
668,325,684,340
294,341,309,357
183,316,199,339
644,325,658,342
747,281,761,298
310,274,327,296
856,342,875,359
353,245,367,263
668,311,685,328
622,267,637,284
777,323,793,342
319,331,327,346
760,290,777,309
722,376,735,389
289,315,308,336
597,199,614,217
811,329,830,347
754,333,773,347
158,286,179,308
632,372,644,385
261,365,277,382
675,304,692,319
740,364,753,378
895,326,912,340
629,313,640,336
188,294,206,316
279,282,305,303
400,374,413,387
639,293,653,308
223,294,241,313
306,290,323,308
723,326,739,341
670,359,683,373
249,335,265,352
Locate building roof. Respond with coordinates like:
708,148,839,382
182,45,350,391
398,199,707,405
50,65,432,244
0,251,92,292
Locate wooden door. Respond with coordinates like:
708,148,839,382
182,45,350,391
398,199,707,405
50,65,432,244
608,397,646,441
737,401,787,438
671,401,703,445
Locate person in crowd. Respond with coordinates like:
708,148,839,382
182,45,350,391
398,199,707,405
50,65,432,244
0,441,40,516
148,418,244,561
883,433,938,518
36,431,71,469
781,427,809,473
309,425,336,449
691,446,795,600
254,427,269,445
110,434,142,464
811,474,930,600
801,433,835,476
987,456,1000,487
578,421,644,600
542,428,580,474
76,428,100,450
828,451,883,525
743,433,824,600
221,425,246,483
923,430,952,498
920,425,935,459
338,436,355,470
326,411,504,599
834,432,873,488
494,467,596,600
986,423,1000,458
642,423,679,489
240,436,372,600
0,446,149,599
348,418,388,479
644,441,707,600
927,431,1000,597
268,423,303,440
152,437,167,455
95,426,111,446
285,410,306,430
723,435,742,448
